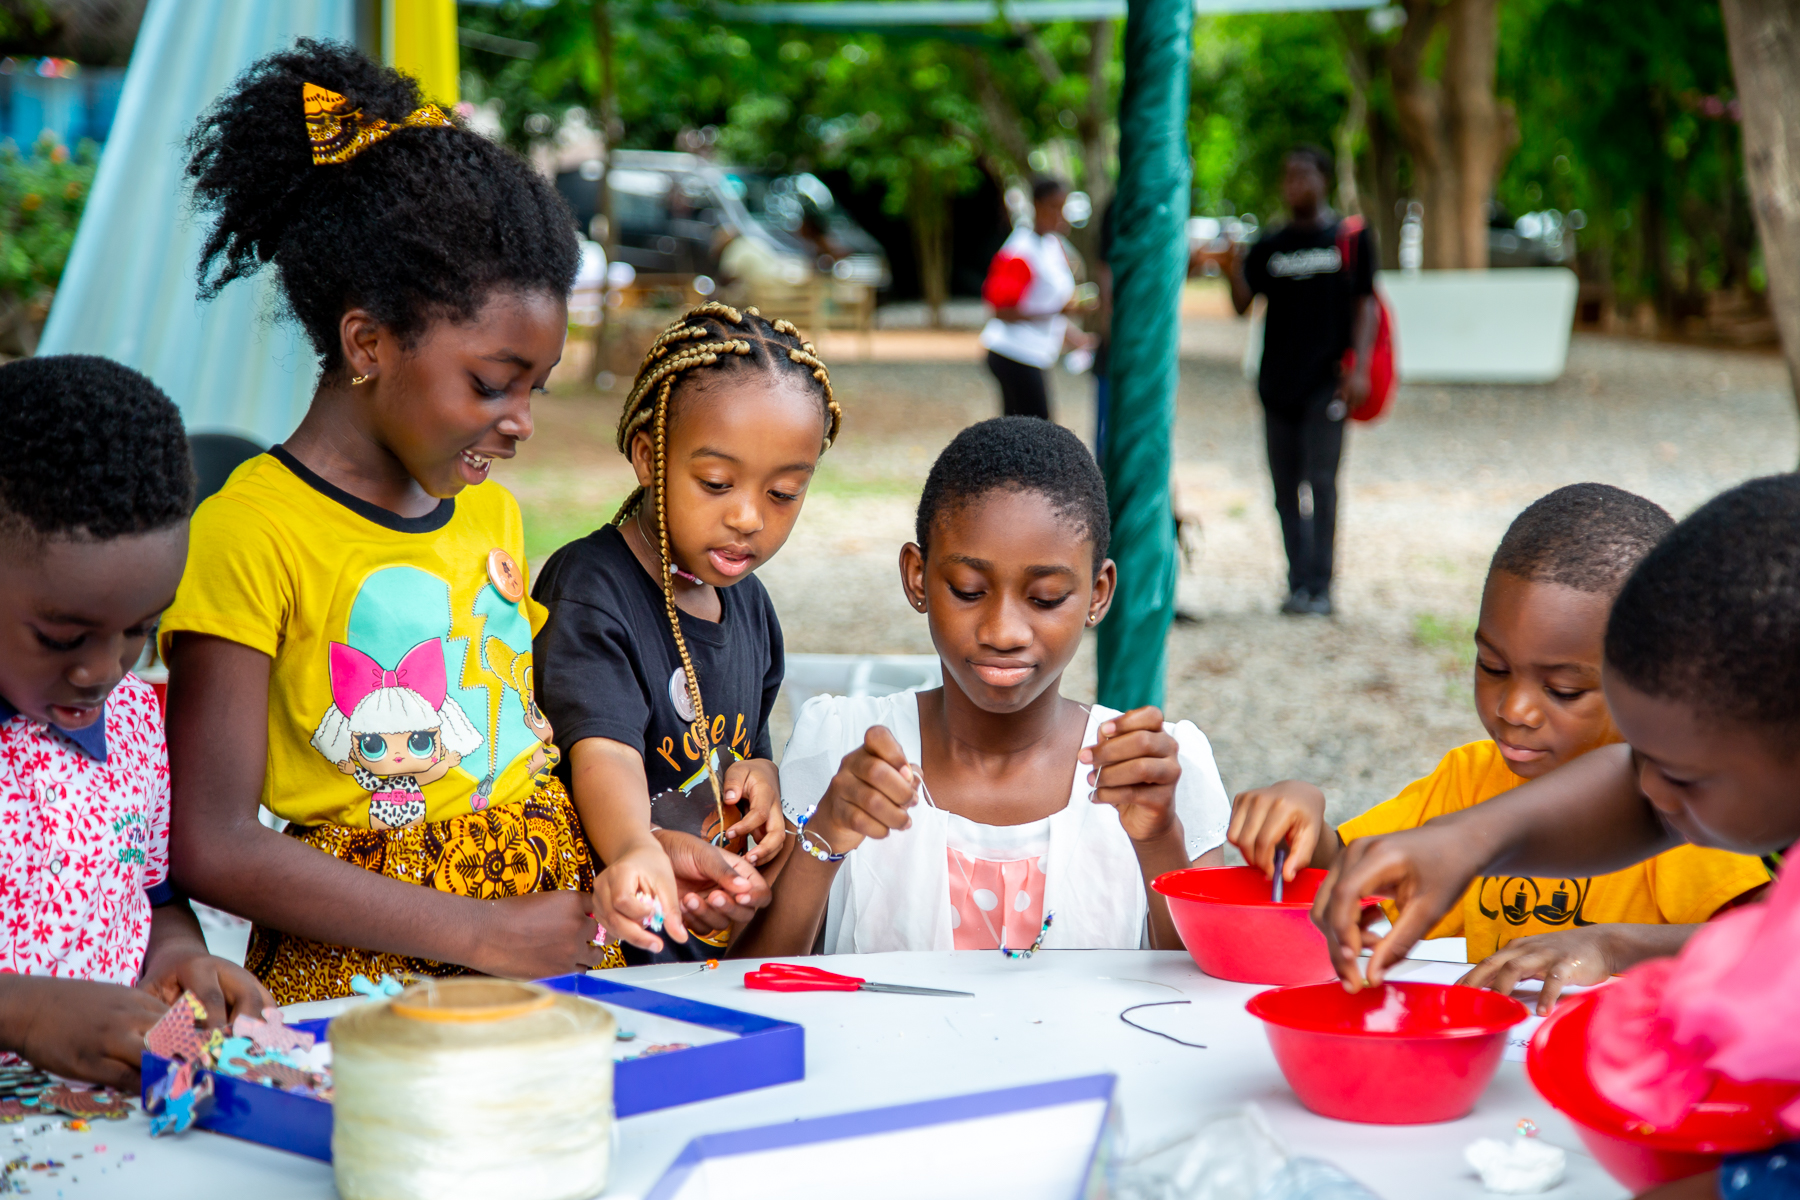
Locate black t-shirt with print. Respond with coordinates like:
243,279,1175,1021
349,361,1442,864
1243,217,1377,419
533,523,783,961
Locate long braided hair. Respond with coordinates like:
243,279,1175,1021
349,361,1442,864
613,303,842,834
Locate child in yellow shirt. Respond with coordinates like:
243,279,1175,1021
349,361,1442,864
1228,483,1768,1007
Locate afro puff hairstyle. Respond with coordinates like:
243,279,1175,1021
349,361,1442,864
1490,482,1674,596
915,417,1110,573
1606,474,1800,738
186,39,577,377
0,355,192,546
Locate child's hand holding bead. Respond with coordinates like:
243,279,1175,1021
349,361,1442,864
1080,706,1182,843
805,725,919,858
720,759,785,865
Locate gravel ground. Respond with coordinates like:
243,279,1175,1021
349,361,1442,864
498,313,1799,829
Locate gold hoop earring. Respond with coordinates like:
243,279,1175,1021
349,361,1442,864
350,373,371,386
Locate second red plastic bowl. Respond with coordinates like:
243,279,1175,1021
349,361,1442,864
1247,981,1527,1124
1153,865,1373,985
1526,989,1800,1192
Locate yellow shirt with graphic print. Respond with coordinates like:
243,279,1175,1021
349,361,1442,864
161,450,553,830
1338,739,1771,962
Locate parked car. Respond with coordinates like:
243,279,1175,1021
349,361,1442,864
1489,206,1576,268
554,151,889,289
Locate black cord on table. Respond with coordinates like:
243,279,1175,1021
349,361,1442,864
1119,1000,1208,1048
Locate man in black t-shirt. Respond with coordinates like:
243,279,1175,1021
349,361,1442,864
1230,145,1378,616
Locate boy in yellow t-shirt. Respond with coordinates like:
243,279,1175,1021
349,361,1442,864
1228,484,1769,1009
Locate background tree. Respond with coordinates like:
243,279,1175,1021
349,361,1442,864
457,0,1122,319
1719,0,1800,434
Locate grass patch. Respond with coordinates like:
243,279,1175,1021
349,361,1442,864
521,499,625,564
807,460,923,500
1413,612,1477,704
1413,613,1476,665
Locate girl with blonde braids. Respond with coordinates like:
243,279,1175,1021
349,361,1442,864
534,303,841,962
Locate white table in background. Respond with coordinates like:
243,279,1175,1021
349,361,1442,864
19,946,1628,1200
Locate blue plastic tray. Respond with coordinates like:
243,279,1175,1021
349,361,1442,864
139,973,805,1162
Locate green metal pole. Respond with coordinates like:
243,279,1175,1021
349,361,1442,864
1098,0,1190,712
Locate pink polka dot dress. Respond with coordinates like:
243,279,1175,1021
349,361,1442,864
944,812,1048,951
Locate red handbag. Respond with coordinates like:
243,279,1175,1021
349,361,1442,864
1336,215,1396,422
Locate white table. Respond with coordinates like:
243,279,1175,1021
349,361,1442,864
13,948,1628,1200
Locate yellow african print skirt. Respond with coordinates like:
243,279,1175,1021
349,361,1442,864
245,777,625,1005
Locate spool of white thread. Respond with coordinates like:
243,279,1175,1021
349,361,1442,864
330,978,615,1200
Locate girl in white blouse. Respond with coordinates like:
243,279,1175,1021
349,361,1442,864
736,418,1229,957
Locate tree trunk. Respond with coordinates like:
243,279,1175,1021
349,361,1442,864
1719,0,1800,432
592,0,618,373
1334,51,1367,215
1335,12,1400,265
968,53,1034,179
1444,0,1498,268
909,179,951,328
592,0,618,252
1078,19,1118,239
1382,0,1505,269
1385,0,1454,266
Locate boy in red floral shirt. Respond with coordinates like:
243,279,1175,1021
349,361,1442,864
0,355,269,1087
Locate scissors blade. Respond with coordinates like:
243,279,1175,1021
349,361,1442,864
857,982,974,998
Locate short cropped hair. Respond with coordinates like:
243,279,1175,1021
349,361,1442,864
1606,474,1800,736
1287,143,1333,181
915,417,1110,572
1490,483,1675,595
0,355,192,545
1031,175,1068,203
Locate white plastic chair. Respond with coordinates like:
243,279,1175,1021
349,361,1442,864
781,654,942,711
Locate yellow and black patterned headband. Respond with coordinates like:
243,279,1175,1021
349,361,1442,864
303,81,452,166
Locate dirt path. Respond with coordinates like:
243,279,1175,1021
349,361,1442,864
496,314,1798,826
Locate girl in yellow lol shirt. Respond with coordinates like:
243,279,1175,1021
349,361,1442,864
158,43,762,1003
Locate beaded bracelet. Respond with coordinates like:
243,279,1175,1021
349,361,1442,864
795,807,847,863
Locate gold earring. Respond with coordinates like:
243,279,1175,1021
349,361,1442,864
350,373,371,386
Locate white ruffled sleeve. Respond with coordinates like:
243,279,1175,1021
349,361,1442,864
1168,719,1230,860
778,694,857,825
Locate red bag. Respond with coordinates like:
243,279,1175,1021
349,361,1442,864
981,251,1033,310
1336,215,1396,422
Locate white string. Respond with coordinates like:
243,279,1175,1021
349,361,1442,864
330,989,616,1200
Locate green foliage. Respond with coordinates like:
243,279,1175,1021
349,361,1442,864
1188,14,1349,220
1494,0,1748,311
457,1,1118,218
0,136,95,305
1184,3,1754,315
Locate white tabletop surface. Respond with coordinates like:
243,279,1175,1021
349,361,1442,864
10,945,1629,1200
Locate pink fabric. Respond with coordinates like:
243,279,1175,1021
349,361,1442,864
328,638,447,716
1588,862,1800,1131
0,675,168,984
946,848,1046,951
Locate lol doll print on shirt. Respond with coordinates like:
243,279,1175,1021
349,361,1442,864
310,638,485,829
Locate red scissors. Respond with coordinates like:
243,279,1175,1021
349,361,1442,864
744,962,972,998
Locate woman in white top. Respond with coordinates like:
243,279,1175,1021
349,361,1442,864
978,177,1096,421
735,418,1229,957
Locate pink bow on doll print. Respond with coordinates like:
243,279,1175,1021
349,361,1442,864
329,639,448,716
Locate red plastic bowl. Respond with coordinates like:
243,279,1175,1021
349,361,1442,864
1247,981,1527,1124
1153,866,1375,985
1526,989,1800,1192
